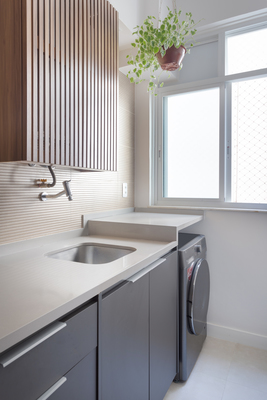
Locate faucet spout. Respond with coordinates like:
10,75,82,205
39,180,73,201
63,180,73,201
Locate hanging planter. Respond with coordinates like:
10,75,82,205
156,45,186,71
126,4,200,95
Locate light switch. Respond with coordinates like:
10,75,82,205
123,183,128,197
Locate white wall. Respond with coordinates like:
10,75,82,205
112,0,267,33
134,1,267,350
182,211,267,350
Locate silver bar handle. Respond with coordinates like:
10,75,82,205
37,377,67,400
127,258,166,283
0,321,67,368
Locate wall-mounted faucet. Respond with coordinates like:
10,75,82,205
39,180,73,201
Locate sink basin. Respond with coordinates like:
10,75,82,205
47,243,136,264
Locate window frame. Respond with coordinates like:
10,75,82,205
152,17,267,211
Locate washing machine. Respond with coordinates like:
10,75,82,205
174,233,210,382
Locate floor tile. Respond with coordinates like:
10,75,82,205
222,381,267,400
194,337,236,380
163,370,226,400
227,344,267,394
164,337,267,400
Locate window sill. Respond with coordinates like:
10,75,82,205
136,205,267,214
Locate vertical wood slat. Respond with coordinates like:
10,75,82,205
38,0,44,163
107,3,111,171
60,0,65,165
114,9,118,171
94,0,98,170
70,0,74,166
74,0,78,166
86,0,91,168
90,0,95,169
24,0,32,160
83,0,87,168
78,0,83,167
100,0,104,170
32,0,38,162
110,3,114,171
97,0,101,170
65,0,70,166
50,0,55,164
103,0,108,171
55,0,60,164
44,0,50,163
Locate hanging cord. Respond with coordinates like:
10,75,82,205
158,0,163,28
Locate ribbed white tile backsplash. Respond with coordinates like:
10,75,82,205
0,73,135,245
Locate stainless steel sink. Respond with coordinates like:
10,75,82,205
47,243,136,264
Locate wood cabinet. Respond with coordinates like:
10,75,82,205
0,300,97,400
0,0,118,170
100,250,178,400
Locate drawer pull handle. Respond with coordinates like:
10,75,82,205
0,321,66,368
127,258,166,283
37,377,67,400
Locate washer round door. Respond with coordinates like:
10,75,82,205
187,259,210,335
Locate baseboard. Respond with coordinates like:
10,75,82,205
207,322,267,350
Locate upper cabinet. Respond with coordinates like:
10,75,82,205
0,0,118,171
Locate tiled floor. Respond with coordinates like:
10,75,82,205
164,337,267,400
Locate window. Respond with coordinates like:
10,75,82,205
154,21,267,210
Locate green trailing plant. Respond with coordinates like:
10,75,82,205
126,7,199,95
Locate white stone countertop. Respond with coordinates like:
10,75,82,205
0,211,202,354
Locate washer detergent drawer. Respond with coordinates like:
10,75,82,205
0,301,97,400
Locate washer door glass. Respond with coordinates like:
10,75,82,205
187,259,210,335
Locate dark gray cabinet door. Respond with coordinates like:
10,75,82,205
49,349,97,400
0,301,97,400
150,250,178,400
101,277,149,400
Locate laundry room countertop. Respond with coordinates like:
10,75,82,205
0,210,202,354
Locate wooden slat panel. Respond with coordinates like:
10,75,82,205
83,0,87,168
86,0,91,168
24,0,32,160
32,0,38,162
38,0,44,163
107,3,111,171
74,0,79,166
50,0,55,164
103,0,108,170
114,9,118,171
110,3,114,171
60,0,65,165
90,0,95,169
44,0,50,163
70,0,74,166
94,0,98,170
78,0,83,167
97,0,101,170
55,0,60,164
100,0,105,170
65,0,70,166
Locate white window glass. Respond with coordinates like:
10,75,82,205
226,28,267,75
231,77,267,203
163,88,220,199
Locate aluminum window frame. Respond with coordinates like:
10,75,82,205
152,19,267,211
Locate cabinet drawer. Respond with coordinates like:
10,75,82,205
0,301,97,400
45,349,97,400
